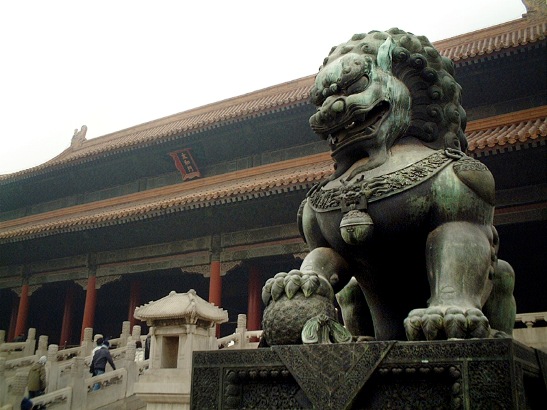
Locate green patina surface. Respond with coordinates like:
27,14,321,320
262,28,516,346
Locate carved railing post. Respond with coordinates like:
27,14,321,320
124,340,137,396
46,344,59,392
208,324,217,350
118,321,130,348
24,328,36,356
132,325,142,342
81,328,94,357
236,314,248,348
36,335,48,358
70,356,87,410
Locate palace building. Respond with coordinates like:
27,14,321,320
1,12,545,346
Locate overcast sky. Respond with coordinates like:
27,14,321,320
0,0,525,174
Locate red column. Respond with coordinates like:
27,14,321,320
247,266,262,331
14,284,30,339
208,260,222,337
80,274,97,341
128,279,142,328
209,261,222,307
8,294,18,341
59,285,75,348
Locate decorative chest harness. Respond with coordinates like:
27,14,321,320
307,149,471,245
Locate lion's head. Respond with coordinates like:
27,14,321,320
309,28,467,171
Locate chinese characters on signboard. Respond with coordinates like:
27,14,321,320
169,148,201,181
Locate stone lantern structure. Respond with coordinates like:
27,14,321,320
133,289,228,410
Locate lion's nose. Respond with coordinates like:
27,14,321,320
324,97,346,118
331,99,346,113
316,98,346,124
310,95,348,130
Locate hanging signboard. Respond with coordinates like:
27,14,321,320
168,148,201,181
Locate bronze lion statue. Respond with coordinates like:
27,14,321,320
261,28,516,345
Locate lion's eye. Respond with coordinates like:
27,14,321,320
345,76,370,95
310,86,325,106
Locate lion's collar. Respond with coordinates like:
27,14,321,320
308,149,463,213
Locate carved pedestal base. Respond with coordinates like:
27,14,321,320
190,339,546,409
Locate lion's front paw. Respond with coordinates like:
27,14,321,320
404,306,490,341
261,270,338,345
261,270,334,305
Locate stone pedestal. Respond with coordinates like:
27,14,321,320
190,338,547,409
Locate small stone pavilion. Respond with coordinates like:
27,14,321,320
133,290,228,410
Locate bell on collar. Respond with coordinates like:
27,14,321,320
340,209,374,245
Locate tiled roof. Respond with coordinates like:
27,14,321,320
1,106,545,242
467,106,547,155
0,153,333,242
434,18,546,62
0,77,314,182
134,289,228,323
1,16,545,182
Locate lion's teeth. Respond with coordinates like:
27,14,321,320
345,122,355,130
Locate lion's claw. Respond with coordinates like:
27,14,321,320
444,307,467,339
404,306,490,341
421,308,444,340
466,308,490,338
403,309,425,340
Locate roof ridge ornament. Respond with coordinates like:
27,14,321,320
71,125,87,149
521,0,547,21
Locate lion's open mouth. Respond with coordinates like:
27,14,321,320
312,101,390,148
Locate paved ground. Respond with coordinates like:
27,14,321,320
96,395,146,410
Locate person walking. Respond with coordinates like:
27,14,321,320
91,338,116,390
91,336,105,357
27,356,47,398
20,397,33,410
